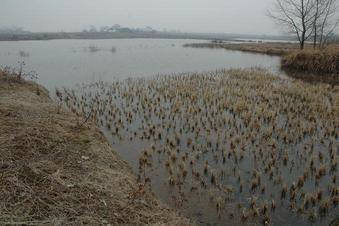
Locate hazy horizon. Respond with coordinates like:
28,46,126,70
1,0,284,35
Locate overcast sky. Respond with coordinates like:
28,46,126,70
1,0,281,35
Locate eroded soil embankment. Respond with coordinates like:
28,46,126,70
0,76,193,225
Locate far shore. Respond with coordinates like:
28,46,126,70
0,31,294,42
183,42,309,56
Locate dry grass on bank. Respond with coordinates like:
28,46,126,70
221,43,302,55
183,42,305,56
0,71,194,226
281,45,339,74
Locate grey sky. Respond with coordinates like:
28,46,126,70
1,0,280,35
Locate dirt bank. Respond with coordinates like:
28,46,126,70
0,73,194,225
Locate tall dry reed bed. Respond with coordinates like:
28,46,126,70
282,46,339,74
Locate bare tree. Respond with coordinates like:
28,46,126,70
313,0,321,48
312,0,339,48
316,0,339,47
268,0,316,49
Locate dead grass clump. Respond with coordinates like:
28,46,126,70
88,45,100,53
0,67,23,83
281,46,339,74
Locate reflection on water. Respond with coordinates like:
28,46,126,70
283,69,339,86
0,39,282,90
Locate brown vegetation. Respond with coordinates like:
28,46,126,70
183,42,304,56
281,45,339,74
0,71,194,226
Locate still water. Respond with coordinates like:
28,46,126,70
0,39,282,90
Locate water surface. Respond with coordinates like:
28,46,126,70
0,39,282,90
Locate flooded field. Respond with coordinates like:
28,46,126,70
0,39,282,90
58,69,339,226
2,0,339,225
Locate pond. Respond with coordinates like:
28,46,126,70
2,39,337,226
0,39,282,90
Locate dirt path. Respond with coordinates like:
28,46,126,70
0,75,194,225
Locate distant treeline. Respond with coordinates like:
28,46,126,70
0,31,227,41
2,25,336,42
82,24,157,33
0,24,337,42
0,31,300,42
0,26,30,35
